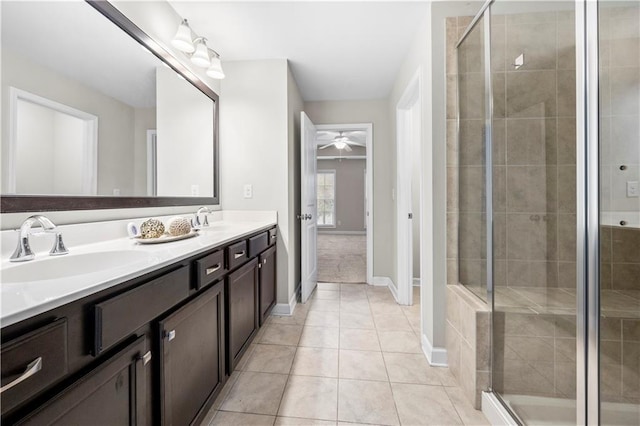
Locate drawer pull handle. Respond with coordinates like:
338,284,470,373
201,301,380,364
206,264,221,275
234,251,246,259
167,330,176,341
1,357,42,394
271,235,276,239
141,351,152,365
263,259,267,265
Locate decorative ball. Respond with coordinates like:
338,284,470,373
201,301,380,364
140,218,165,239
167,216,191,236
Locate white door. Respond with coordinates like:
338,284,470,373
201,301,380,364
301,112,318,303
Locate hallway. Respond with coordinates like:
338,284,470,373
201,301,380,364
317,234,366,283
202,283,489,425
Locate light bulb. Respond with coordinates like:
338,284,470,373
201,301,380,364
334,141,347,150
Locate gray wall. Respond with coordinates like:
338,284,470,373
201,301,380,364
318,158,366,233
304,100,393,280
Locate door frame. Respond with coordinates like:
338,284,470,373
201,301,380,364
6,87,98,194
315,123,374,285
396,70,422,306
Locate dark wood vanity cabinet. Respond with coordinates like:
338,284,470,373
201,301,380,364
16,336,148,426
226,258,259,373
1,226,276,426
259,245,277,325
159,281,225,426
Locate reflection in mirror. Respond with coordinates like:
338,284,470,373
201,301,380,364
1,1,216,200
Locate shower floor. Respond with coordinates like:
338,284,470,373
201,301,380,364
501,394,639,426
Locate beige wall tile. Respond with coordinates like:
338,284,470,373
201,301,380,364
506,70,556,118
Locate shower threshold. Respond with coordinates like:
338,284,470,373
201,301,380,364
501,394,638,426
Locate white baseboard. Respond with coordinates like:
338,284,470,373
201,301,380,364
388,280,399,302
371,276,391,287
482,392,518,426
318,230,366,235
372,276,399,302
272,285,299,316
421,333,448,367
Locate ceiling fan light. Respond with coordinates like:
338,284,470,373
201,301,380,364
206,56,225,79
191,39,211,67
334,141,347,150
171,19,195,53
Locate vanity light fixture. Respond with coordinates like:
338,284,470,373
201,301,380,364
191,38,211,67
171,18,225,79
206,54,225,79
171,19,195,53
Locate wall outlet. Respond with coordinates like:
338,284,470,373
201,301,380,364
243,184,253,199
112,188,120,196
627,181,639,197
191,184,200,196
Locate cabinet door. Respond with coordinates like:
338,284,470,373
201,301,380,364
16,336,148,426
226,258,259,373
159,282,225,426
259,246,277,325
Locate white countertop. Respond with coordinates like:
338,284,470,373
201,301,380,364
0,211,276,328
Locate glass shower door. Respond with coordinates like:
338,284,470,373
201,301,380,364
599,2,640,424
489,1,578,424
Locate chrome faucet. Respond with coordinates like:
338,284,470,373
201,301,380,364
10,215,69,262
193,207,212,228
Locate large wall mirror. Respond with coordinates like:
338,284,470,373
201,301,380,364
0,0,219,212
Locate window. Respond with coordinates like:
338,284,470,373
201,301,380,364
317,170,336,227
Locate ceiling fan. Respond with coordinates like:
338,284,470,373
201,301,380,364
317,131,366,152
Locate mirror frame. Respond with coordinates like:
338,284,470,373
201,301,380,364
1,0,220,213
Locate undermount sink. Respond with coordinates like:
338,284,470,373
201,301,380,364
2,251,155,284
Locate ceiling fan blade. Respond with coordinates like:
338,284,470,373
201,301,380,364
343,144,353,152
319,143,334,149
344,130,366,137
347,141,366,147
317,131,339,138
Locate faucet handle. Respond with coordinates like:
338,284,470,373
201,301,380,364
10,236,35,262
49,233,69,256
202,214,209,227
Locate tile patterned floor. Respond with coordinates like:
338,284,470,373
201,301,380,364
317,234,366,283
201,283,489,425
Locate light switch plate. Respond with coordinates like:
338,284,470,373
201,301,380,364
627,181,639,197
244,184,253,199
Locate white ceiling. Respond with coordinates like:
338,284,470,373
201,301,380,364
169,1,431,101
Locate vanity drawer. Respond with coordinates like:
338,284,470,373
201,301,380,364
268,228,277,246
195,249,227,289
248,232,269,258
1,319,68,415
227,240,248,271
94,266,190,355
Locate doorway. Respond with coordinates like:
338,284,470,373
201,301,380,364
396,71,422,306
315,123,373,285
7,87,98,195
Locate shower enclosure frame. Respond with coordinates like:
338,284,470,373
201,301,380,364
455,0,603,424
